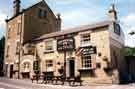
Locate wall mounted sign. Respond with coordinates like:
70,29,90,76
57,37,75,51
81,46,97,55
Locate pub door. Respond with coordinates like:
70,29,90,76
69,60,75,78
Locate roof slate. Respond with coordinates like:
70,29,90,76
34,20,113,41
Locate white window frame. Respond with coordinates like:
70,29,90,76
44,39,54,52
45,60,53,72
46,60,53,68
80,33,91,47
23,62,30,69
81,54,92,69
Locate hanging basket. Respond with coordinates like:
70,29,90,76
102,56,108,62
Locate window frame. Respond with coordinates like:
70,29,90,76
17,23,21,35
38,8,47,18
33,61,39,71
6,45,9,57
45,60,53,68
114,23,121,36
7,28,11,39
81,54,92,69
80,33,91,46
44,40,54,52
23,62,30,69
16,42,20,54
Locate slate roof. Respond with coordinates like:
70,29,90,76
34,20,113,41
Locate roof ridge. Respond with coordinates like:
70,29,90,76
62,20,113,31
33,20,113,42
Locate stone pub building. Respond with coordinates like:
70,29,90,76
4,0,126,84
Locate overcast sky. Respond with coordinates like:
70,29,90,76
0,0,135,47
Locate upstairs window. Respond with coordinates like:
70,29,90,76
38,9,47,18
8,28,11,39
80,33,91,46
45,40,54,52
114,23,121,36
6,46,9,57
42,10,47,18
38,9,42,18
17,23,21,35
16,42,20,54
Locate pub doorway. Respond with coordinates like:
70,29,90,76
69,60,75,77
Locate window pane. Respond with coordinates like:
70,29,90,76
81,55,92,68
81,33,91,45
38,9,42,18
45,40,53,51
43,11,47,18
46,60,53,67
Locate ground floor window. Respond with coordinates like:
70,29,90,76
23,62,30,69
45,60,53,72
81,54,92,68
46,60,53,67
33,61,39,71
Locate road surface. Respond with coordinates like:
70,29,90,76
0,77,135,89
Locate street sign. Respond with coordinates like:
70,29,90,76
81,46,97,55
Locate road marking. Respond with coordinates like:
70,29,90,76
0,82,27,89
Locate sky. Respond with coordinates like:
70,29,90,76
0,0,135,47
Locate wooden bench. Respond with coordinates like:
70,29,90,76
43,75,53,84
52,75,66,85
31,75,41,83
52,75,83,86
66,76,83,86
31,74,83,86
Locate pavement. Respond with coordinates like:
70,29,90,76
0,77,135,89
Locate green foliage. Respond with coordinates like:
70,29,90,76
124,47,135,56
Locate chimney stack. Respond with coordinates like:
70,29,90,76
13,0,21,16
56,13,61,31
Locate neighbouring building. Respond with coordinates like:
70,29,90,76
4,0,61,78
4,0,126,84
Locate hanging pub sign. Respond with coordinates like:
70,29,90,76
57,37,75,51
81,46,97,55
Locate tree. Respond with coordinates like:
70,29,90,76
126,31,135,56
124,47,135,56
